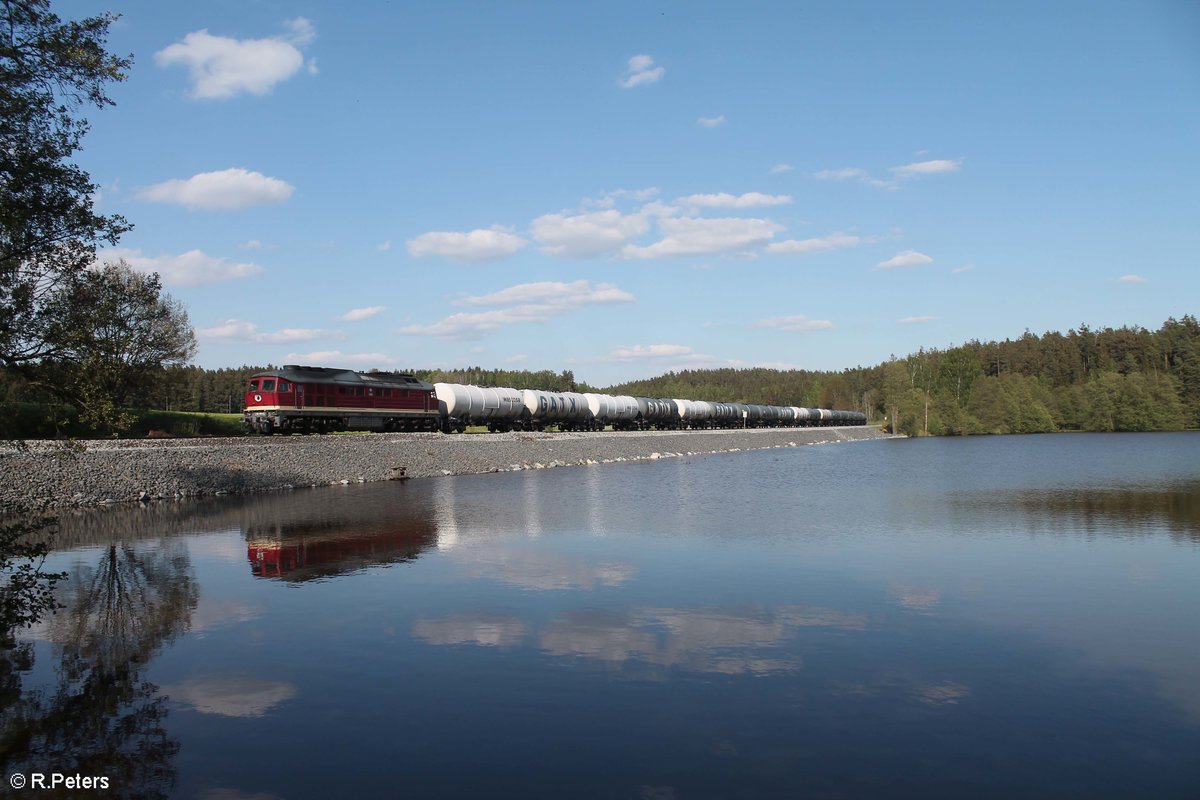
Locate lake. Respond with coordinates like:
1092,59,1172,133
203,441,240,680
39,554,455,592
5,432,1199,799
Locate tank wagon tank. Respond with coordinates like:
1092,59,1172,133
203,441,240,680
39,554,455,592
434,383,524,433
586,393,640,430
243,367,871,435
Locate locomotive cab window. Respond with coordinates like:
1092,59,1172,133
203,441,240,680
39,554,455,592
248,380,259,391
279,382,290,392
262,380,276,391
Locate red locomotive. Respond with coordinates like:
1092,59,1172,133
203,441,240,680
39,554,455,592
243,365,440,434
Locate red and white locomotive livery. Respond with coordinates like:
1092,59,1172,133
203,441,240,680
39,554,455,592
243,365,440,434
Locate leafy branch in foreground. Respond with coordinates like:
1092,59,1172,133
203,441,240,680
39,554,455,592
0,514,65,632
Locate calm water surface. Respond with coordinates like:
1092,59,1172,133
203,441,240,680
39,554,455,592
6,432,1200,798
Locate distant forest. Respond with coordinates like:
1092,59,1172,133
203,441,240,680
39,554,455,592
4,316,1196,436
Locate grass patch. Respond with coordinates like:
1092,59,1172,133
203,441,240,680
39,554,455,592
131,410,244,438
1,403,246,439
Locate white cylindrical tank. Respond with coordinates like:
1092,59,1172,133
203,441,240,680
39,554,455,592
584,392,616,420
560,391,592,422
584,393,639,422
435,383,523,421
522,389,591,422
611,395,640,421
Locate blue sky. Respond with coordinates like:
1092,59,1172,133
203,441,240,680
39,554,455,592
64,0,1200,385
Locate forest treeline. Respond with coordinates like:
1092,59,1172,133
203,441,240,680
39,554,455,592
608,317,1200,435
3,317,1197,436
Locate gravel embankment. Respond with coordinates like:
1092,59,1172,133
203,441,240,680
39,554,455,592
0,426,896,510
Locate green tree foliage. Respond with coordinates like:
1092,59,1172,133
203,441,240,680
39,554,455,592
415,366,587,393
1075,371,1187,432
965,374,1057,434
0,0,132,368
40,261,196,433
3,316,1197,437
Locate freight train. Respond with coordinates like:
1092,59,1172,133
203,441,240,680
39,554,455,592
242,365,868,435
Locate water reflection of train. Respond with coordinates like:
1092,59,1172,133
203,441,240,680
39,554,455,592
247,522,437,581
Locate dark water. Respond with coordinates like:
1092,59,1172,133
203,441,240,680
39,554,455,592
5,432,1200,799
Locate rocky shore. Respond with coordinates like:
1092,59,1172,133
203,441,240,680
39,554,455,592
0,426,895,510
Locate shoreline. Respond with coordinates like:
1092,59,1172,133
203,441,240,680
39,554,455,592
0,426,897,510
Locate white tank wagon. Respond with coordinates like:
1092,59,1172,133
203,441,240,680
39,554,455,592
635,397,678,430
711,402,739,426
692,400,717,428
517,389,593,431
674,398,710,429
435,383,525,432
586,393,640,430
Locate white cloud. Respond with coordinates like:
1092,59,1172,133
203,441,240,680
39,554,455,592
101,247,264,287
456,280,634,308
1118,274,1148,284
604,344,695,361
138,168,294,210
898,315,936,324
891,158,963,178
623,216,784,259
162,676,296,718
505,354,529,363
397,309,539,339
620,54,664,88
530,209,651,258
878,250,933,269
199,320,341,344
769,163,794,174
580,187,660,210
766,234,860,255
754,315,834,333
155,18,316,99
697,115,726,128
400,280,633,339
598,344,740,370
412,615,529,648
376,240,392,252
676,192,792,209
813,167,893,189
952,264,975,274
815,167,867,181
406,227,527,262
340,306,386,321
282,17,316,46
239,239,269,250
282,350,398,366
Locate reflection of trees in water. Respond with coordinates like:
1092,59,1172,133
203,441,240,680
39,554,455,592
1,540,197,799
1003,482,1200,541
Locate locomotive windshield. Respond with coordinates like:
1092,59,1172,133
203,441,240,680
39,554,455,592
248,380,258,391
